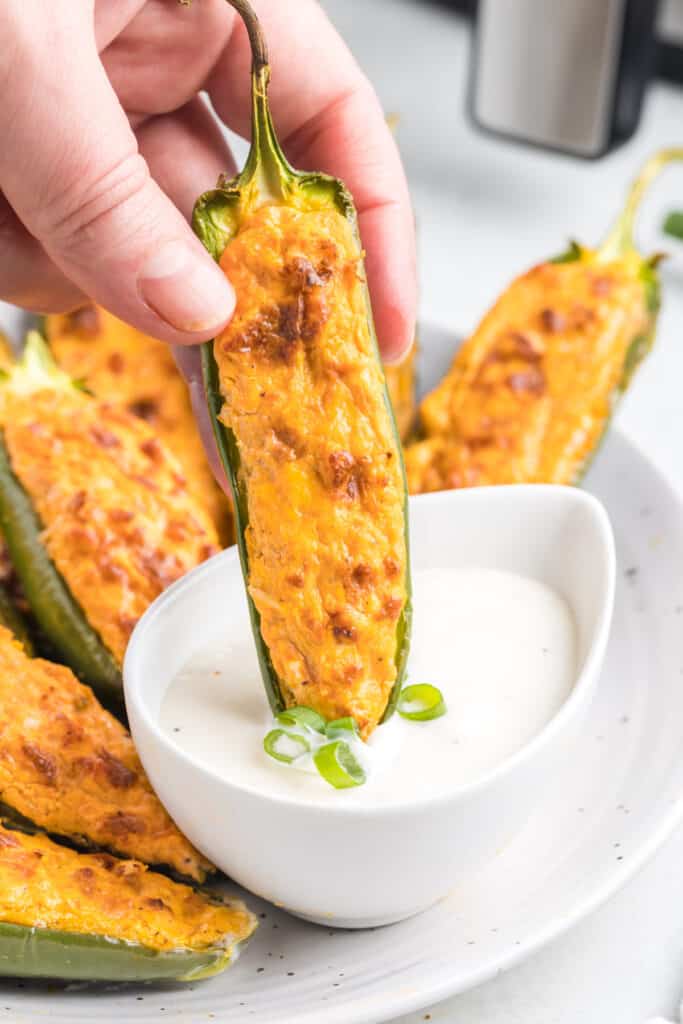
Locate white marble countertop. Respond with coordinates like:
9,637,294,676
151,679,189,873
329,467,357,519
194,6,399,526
318,1,683,1021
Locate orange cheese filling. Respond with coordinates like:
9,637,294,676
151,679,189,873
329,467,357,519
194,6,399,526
0,825,255,954
406,255,648,493
46,306,233,546
215,203,407,736
0,625,211,881
0,390,219,664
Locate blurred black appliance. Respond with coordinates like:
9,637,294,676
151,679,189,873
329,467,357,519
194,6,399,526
436,0,683,157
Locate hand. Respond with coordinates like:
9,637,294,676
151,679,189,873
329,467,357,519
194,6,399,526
0,0,416,362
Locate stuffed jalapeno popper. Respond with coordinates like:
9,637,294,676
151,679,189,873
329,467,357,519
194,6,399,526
191,0,411,738
44,305,234,545
0,624,211,882
405,148,683,493
0,824,255,982
0,333,219,713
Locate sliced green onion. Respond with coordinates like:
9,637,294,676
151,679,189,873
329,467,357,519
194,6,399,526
663,210,683,241
313,741,366,789
264,728,310,764
325,716,360,739
397,684,447,722
277,706,326,733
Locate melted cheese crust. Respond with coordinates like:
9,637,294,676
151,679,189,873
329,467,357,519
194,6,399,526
0,825,255,954
405,256,648,493
1,390,219,664
46,307,233,545
215,203,407,736
0,626,211,881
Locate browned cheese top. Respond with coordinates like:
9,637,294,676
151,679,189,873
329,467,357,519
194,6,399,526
0,625,212,881
1,389,219,663
46,306,233,545
405,255,648,493
215,202,408,736
0,824,255,953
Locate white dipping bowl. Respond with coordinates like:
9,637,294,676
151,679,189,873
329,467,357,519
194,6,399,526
124,486,615,929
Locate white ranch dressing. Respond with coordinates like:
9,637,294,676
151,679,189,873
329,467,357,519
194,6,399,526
160,567,576,806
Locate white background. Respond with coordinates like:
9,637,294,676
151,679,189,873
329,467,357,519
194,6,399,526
319,2,683,1021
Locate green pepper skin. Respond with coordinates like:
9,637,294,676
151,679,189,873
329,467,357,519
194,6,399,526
0,920,237,982
200,345,284,714
546,173,663,490
0,334,123,712
193,0,412,725
0,342,123,715
663,209,683,240
0,435,122,715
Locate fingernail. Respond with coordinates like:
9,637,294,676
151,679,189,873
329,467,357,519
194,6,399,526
138,240,235,334
382,340,412,366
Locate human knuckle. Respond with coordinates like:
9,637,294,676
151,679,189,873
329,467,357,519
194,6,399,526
41,151,151,252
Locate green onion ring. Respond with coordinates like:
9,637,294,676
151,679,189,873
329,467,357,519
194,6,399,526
325,716,360,739
663,210,683,241
397,684,447,722
263,728,310,764
277,706,326,733
313,741,367,789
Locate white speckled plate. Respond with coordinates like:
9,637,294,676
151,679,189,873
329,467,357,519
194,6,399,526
1,314,683,1023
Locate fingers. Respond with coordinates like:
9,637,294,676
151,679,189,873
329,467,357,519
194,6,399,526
0,97,238,320
0,6,234,344
205,0,417,359
136,98,238,222
361,199,417,364
0,195,85,312
93,0,146,53
143,103,235,489
285,86,417,363
1,0,416,360
98,0,233,117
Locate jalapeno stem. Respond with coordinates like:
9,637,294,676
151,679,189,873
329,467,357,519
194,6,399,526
5,331,78,399
219,0,294,203
224,0,268,73
600,147,683,261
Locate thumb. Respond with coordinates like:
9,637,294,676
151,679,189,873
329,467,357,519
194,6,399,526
0,11,234,344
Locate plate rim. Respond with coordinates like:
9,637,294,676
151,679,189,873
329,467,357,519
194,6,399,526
357,425,683,1024
4,427,683,1024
